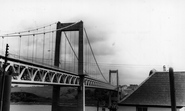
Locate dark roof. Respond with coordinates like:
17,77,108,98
119,71,185,107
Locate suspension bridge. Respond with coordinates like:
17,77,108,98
0,21,119,111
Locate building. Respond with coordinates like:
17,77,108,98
118,70,185,111
127,84,138,91
118,84,138,100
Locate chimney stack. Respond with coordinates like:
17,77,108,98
163,65,166,71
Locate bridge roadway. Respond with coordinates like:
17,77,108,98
0,55,116,91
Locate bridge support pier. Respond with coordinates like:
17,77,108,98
53,21,85,111
77,75,85,111
51,86,60,111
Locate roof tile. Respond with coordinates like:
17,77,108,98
119,71,185,107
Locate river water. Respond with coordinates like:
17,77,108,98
10,105,108,111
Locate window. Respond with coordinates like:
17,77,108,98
136,107,147,111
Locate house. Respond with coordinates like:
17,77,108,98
127,84,138,91
118,70,185,111
118,84,138,100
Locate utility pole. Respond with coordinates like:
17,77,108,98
169,67,176,111
0,44,9,111
0,44,12,111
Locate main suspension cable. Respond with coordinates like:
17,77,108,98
63,32,78,60
0,21,81,37
2,22,57,36
84,28,108,83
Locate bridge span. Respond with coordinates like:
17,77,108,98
0,21,119,111
0,55,116,90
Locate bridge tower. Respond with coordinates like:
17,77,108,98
52,21,85,111
108,70,119,109
109,70,119,87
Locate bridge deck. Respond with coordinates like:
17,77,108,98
0,55,117,91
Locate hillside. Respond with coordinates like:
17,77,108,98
11,86,109,106
11,86,72,98
11,86,79,105
11,92,51,104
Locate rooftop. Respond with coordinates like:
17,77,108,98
119,70,185,107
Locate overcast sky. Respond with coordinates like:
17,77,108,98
0,0,185,85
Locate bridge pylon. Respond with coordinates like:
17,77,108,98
52,21,85,111
108,70,119,110
109,70,119,87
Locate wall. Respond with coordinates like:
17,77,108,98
118,106,183,111
149,107,184,111
58,106,109,111
117,106,136,111
148,107,173,111
10,105,109,111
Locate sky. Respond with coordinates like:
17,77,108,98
0,0,185,85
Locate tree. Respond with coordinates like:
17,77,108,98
94,89,109,111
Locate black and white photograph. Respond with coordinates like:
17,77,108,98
0,0,184,111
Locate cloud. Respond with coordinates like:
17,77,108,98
83,22,117,57
91,41,116,56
